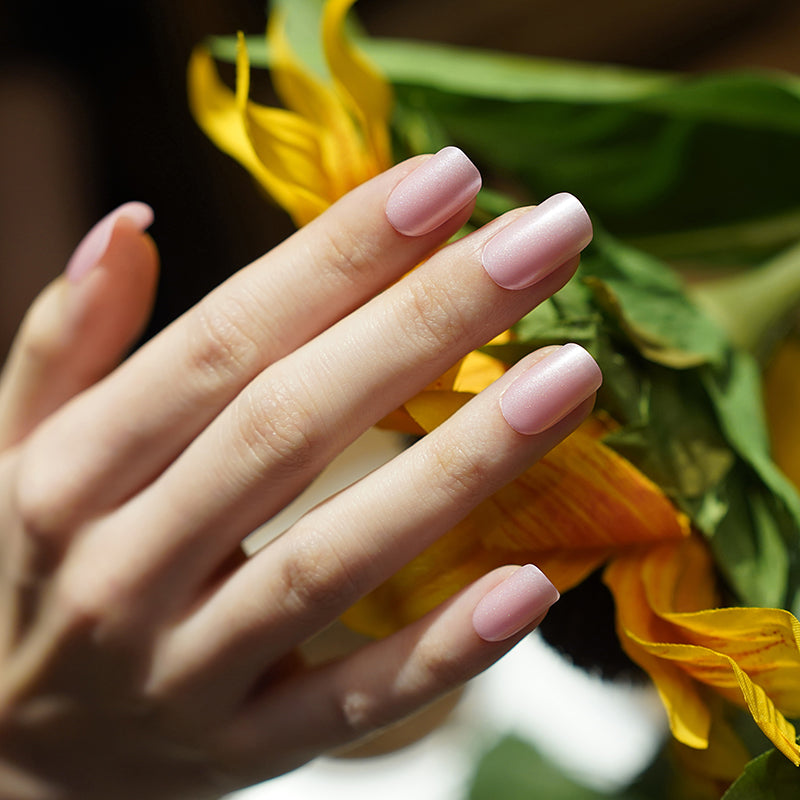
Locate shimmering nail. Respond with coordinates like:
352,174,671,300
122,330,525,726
482,193,592,290
473,565,560,642
385,146,482,236
500,344,602,435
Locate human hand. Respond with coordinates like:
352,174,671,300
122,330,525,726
0,148,599,799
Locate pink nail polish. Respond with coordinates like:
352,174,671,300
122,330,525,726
385,146,482,236
500,344,602,435
482,193,592,290
473,565,559,642
65,201,154,283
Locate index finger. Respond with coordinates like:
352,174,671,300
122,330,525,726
19,150,482,528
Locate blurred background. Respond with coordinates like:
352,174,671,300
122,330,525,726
2,0,800,796
2,0,800,358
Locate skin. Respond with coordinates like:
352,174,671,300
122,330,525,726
0,156,594,799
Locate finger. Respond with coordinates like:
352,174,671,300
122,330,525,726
20,150,481,521
99,195,591,608
218,565,558,782
0,203,157,449
145,346,598,713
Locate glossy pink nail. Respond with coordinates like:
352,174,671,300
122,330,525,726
385,146,482,236
482,193,592,290
500,344,602,435
65,201,154,283
473,565,559,642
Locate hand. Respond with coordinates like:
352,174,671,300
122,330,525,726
0,148,599,799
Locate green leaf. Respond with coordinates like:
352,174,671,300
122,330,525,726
701,352,800,614
691,239,800,355
363,40,674,103
467,735,643,800
467,735,682,800
721,749,800,799
582,230,730,368
363,41,800,257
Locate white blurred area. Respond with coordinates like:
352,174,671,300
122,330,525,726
230,428,669,800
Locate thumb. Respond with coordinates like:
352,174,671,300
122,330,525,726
0,202,159,448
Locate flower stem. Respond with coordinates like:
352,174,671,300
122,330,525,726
690,239,800,359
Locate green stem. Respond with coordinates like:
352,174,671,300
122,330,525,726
690,239,800,359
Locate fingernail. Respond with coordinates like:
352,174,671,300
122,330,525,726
65,201,154,283
500,343,602,435
473,565,559,642
482,193,592,290
386,146,482,236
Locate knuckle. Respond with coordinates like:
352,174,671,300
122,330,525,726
185,297,264,389
279,530,358,618
15,449,72,549
399,279,470,355
232,382,320,475
52,567,121,632
316,224,375,288
427,438,490,503
337,689,384,737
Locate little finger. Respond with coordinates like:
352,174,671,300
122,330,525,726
218,564,559,783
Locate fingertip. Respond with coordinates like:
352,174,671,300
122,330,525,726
385,147,482,237
499,344,602,436
65,201,155,284
472,564,559,643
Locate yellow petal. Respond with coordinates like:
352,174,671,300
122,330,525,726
605,546,713,750
322,0,393,173
187,45,270,187
640,533,720,615
235,34,330,224
344,417,690,637
662,607,800,717
267,6,367,200
606,539,800,765
242,103,331,224
453,348,508,394
637,638,800,765
404,391,472,432
190,1,394,228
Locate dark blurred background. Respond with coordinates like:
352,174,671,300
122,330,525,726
2,0,800,358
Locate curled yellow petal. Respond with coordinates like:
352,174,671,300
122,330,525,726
322,0,393,172
606,538,800,765
187,45,268,187
267,5,368,201
189,0,393,226
236,33,330,224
